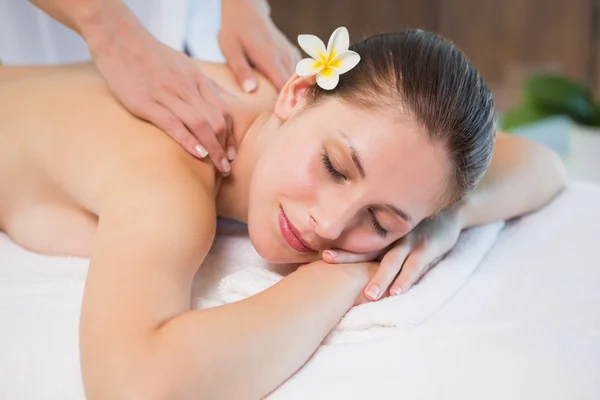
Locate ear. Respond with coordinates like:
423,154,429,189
273,74,317,121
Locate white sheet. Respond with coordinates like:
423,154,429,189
1,182,599,399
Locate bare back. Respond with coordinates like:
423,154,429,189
0,62,274,256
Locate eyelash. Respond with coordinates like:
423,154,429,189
321,152,346,181
369,209,388,238
321,151,388,238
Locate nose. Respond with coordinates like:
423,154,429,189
309,198,356,241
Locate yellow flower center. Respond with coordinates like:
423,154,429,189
315,50,341,72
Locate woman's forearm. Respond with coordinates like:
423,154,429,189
455,133,567,228
128,262,370,400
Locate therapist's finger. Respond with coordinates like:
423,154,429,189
197,78,236,161
197,74,233,134
143,101,208,160
159,95,230,175
220,36,258,94
253,55,289,91
280,46,302,78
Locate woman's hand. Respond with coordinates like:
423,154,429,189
84,2,235,175
219,0,301,92
299,260,380,306
322,209,463,300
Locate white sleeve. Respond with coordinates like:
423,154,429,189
184,0,225,62
0,0,187,65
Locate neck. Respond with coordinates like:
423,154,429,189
216,108,279,222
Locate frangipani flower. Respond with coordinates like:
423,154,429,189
295,27,360,90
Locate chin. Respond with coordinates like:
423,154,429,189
248,222,315,264
248,225,292,263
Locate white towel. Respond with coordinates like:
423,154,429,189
217,221,505,344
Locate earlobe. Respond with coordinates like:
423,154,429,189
273,74,316,121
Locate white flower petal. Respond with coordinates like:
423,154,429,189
332,51,360,75
326,27,350,58
317,69,340,90
295,58,322,76
297,34,327,61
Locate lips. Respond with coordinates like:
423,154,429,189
279,208,314,253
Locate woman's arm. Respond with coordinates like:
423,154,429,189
81,173,371,400
454,132,567,228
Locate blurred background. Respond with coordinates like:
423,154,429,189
269,0,599,114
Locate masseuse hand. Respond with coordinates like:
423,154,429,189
219,0,301,92
322,209,463,300
87,5,234,174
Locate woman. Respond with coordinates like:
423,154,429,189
0,30,565,399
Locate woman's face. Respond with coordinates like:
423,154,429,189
247,95,451,264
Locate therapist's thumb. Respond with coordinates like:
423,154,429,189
221,39,258,94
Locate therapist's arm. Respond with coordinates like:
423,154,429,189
28,0,236,174
28,0,97,31
219,0,301,92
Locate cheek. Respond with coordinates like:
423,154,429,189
337,224,411,254
246,135,323,262
267,135,322,203
337,228,390,253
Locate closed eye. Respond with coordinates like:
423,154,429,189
322,152,346,181
368,208,388,238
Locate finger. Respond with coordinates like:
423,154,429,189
196,74,234,149
221,38,258,93
322,249,380,264
177,73,230,149
253,55,289,91
159,96,230,174
390,249,431,295
200,77,236,161
280,46,302,78
186,94,228,148
363,243,412,301
144,102,208,159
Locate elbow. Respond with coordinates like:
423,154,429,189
82,349,185,400
84,365,186,400
539,143,567,197
83,353,241,400
526,140,568,203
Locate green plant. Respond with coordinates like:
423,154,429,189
500,74,600,132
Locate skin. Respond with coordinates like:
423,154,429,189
0,61,566,399
28,0,300,173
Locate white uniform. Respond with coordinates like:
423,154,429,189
0,0,224,65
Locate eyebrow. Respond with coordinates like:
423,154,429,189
337,129,365,179
337,129,413,227
386,204,413,226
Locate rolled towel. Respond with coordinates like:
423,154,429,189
218,222,505,344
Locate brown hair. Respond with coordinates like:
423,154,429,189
307,29,496,205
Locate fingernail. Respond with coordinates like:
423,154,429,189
391,287,403,296
195,145,208,158
221,158,231,175
243,79,257,93
324,250,338,259
227,146,236,161
365,285,381,300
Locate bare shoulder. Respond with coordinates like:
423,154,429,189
100,163,219,260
